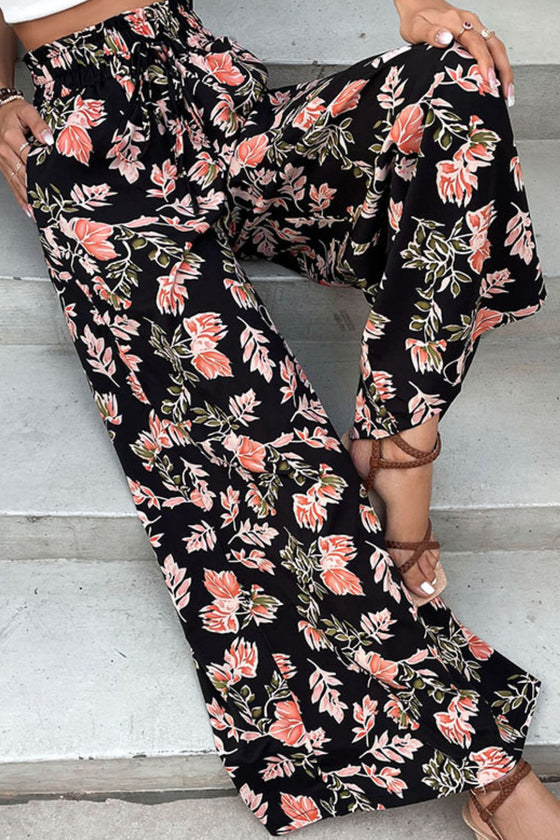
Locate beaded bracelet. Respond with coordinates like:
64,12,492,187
0,87,26,107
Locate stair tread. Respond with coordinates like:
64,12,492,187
1,553,558,768
1,271,559,346
0,783,559,839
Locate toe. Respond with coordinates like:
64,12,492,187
391,547,439,600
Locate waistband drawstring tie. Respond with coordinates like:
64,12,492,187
125,35,201,216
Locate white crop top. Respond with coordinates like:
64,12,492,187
1,0,87,24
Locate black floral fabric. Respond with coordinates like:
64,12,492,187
22,0,544,834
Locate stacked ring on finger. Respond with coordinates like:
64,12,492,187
457,19,497,41
457,20,474,37
9,160,24,180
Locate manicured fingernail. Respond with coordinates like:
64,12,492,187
24,205,33,218
432,577,437,585
507,82,515,108
41,129,54,145
488,67,498,92
435,29,453,45
421,581,435,595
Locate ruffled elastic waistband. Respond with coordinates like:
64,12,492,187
23,0,205,86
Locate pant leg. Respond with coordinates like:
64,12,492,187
24,9,542,835
225,41,546,438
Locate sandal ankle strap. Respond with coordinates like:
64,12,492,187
470,759,532,839
386,518,437,575
365,431,442,492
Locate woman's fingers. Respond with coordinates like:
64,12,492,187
0,142,29,210
404,8,515,104
0,100,53,213
18,101,54,145
484,32,515,104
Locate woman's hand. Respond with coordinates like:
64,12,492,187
0,98,53,215
394,0,515,106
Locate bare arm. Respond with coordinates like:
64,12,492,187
393,0,514,105
0,11,17,87
0,10,53,214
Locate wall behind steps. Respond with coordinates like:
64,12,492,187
195,0,560,65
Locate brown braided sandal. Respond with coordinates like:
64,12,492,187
462,758,532,839
342,430,446,607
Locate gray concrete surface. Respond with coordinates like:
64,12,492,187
2,140,559,279
197,0,560,65
0,784,559,840
1,551,558,788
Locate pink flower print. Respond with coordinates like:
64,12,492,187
56,95,106,165
61,217,118,261
471,307,504,340
405,338,448,374
317,534,364,596
279,793,321,828
223,433,267,473
269,699,308,747
230,133,269,176
390,103,425,155
329,79,368,117
466,200,497,272
183,311,233,379
293,96,326,130
505,204,536,265
462,627,493,660
435,694,478,748
200,569,242,634
470,746,516,786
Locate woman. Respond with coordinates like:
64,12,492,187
0,0,558,836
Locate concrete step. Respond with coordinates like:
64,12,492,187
1,784,560,840
2,139,559,279
198,0,560,67
0,552,558,798
1,277,559,560
1,268,558,348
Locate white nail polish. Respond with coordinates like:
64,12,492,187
435,29,453,46
432,577,437,585
507,83,515,108
421,581,435,595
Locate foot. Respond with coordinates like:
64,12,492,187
467,765,560,839
348,419,441,602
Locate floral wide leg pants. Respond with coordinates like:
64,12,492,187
23,0,545,834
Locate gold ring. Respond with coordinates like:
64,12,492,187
480,27,496,40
